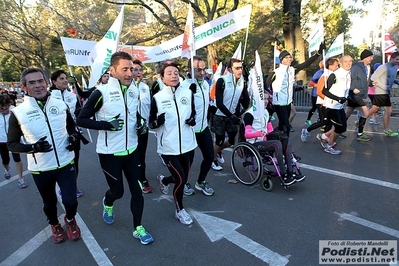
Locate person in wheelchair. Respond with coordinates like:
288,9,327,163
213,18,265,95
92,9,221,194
242,93,305,186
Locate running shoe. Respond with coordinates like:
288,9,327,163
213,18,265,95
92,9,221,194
4,170,11,180
292,173,306,182
142,181,153,194
76,189,84,198
195,181,214,196
271,115,276,121
282,175,295,186
102,197,114,224
316,133,329,148
289,125,294,132
300,128,310,142
211,161,223,171
175,209,193,225
372,120,380,125
132,225,154,245
18,181,28,189
51,224,66,244
157,174,169,194
64,216,81,241
324,145,341,155
216,152,225,164
339,133,347,139
305,120,312,127
383,129,398,137
184,183,195,196
354,120,359,128
356,133,372,142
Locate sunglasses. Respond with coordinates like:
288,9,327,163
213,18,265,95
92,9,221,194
233,66,243,70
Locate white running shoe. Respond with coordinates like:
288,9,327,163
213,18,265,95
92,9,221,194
211,161,223,171
216,152,225,164
175,208,193,225
300,128,310,142
157,174,169,194
324,145,341,155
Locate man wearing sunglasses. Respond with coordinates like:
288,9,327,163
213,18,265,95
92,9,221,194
211,58,250,171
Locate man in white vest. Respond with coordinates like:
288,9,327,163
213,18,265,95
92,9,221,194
7,68,81,244
76,51,153,245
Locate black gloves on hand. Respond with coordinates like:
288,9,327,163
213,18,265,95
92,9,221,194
136,112,147,135
66,133,79,151
185,116,196,126
318,42,326,55
108,114,124,131
150,113,166,129
208,105,217,115
242,62,250,82
189,83,197,94
230,114,240,125
338,97,347,104
33,136,53,153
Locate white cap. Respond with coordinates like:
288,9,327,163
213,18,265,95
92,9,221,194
205,69,213,74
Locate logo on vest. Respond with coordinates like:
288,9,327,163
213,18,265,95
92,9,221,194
129,90,135,98
49,106,60,115
180,97,189,105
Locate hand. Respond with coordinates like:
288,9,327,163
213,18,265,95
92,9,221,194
208,105,217,115
136,112,147,135
338,97,347,104
242,62,249,82
353,88,360,94
33,136,53,153
185,116,196,126
108,114,124,131
318,42,326,55
66,134,78,151
68,76,77,84
189,83,197,94
230,114,240,125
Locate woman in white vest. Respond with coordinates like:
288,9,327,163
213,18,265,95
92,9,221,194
149,62,197,226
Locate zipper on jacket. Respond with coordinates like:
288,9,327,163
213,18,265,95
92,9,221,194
199,82,206,130
173,93,182,154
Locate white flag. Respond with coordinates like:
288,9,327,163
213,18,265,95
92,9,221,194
325,33,344,59
306,17,324,56
181,4,195,59
249,51,264,119
232,42,242,60
88,6,125,87
212,62,223,83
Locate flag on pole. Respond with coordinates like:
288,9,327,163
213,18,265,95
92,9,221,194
274,42,280,66
213,62,223,83
306,17,324,56
81,75,88,89
249,51,264,118
325,33,344,59
88,5,125,87
212,56,218,73
232,42,242,60
384,31,398,55
181,4,195,59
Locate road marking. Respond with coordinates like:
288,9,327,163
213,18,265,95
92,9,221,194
335,212,399,238
300,163,399,191
191,210,289,266
0,185,113,266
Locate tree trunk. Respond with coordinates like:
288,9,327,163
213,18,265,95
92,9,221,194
282,0,307,83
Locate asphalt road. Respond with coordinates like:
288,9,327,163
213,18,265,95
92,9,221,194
0,112,398,266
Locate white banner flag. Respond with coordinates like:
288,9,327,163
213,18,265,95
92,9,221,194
325,33,344,59
60,37,96,66
61,5,252,66
181,4,195,59
249,51,264,119
307,17,324,56
88,6,125,87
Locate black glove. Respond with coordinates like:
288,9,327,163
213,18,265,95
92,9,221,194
189,83,197,94
136,112,147,135
208,105,217,115
33,136,53,153
318,42,326,55
108,114,124,131
338,97,347,104
185,116,196,126
230,114,240,125
150,113,166,129
66,133,79,151
68,76,77,84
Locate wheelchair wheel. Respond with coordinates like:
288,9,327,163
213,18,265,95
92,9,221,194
231,142,263,185
261,177,273,192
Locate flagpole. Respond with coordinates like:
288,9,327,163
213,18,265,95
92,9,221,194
242,25,250,61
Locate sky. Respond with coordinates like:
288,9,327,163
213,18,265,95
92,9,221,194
348,0,395,46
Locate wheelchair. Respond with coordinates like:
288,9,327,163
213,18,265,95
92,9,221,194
230,141,304,191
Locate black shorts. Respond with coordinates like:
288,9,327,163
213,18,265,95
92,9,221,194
372,94,391,107
210,115,238,136
347,96,367,108
326,108,347,134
